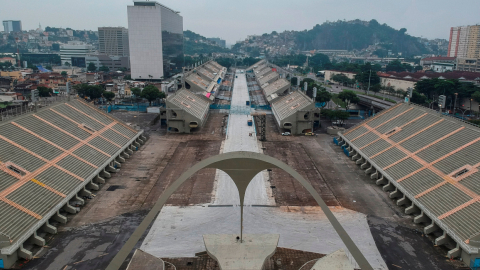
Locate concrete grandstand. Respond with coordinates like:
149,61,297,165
0,99,145,269
165,89,211,133
271,90,315,135
336,102,480,263
183,60,226,101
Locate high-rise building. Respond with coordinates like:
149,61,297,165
2,20,22,33
127,1,184,80
448,25,480,58
98,27,129,56
60,41,94,66
207,37,226,48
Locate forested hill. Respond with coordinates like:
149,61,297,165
294,19,428,56
183,30,230,55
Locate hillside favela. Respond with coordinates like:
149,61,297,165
1,1,480,269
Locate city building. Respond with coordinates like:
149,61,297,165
271,90,314,135
183,60,226,101
59,42,94,66
98,27,129,56
431,62,455,73
448,25,480,58
85,54,130,71
165,89,211,133
456,58,480,72
420,56,456,70
2,20,22,33
207,37,226,48
127,1,184,80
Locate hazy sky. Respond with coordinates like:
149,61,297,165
2,0,480,44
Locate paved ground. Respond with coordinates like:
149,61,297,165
141,206,383,269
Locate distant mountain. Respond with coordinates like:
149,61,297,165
183,30,229,55
233,20,438,57
295,19,428,55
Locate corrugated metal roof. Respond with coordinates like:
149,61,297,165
340,102,480,247
0,99,140,249
271,91,314,122
166,89,210,122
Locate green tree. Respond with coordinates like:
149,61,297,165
316,89,332,107
370,83,381,94
130,87,141,97
37,86,53,97
386,60,406,72
75,84,104,100
140,85,163,106
411,91,427,105
61,71,68,77
323,109,350,126
87,62,97,72
45,65,53,71
337,90,359,110
124,75,132,80
99,65,110,72
103,91,115,101
472,91,480,104
64,62,71,67
355,64,380,92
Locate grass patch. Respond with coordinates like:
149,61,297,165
331,94,346,108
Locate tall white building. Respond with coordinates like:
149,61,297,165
59,41,94,66
127,1,184,80
2,20,22,33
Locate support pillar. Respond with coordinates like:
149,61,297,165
356,157,365,165
447,244,461,259
41,220,57,234
360,161,370,169
396,195,410,206
405,203,420,215
389,188,402,199
52,210,67,224
126,148,133,155
63,203,77,214
94,175,105,184
75,194,85,205
376,175,387,185
18,245,33,260
106,165,117,173
365,165,374,174
87,181,99,191
137,138,145,145
352,153,361,160
424,221,439,235
114,160,121,168
414,211,430,224
116,155,125,163
370,170,379,180
122,151,131,158
382,182,395,192
133,141,140,148
79,187,92,197
141,135,147,141
28,231,45,247
100,169,111,179
435,232,449,246
349,149,355,156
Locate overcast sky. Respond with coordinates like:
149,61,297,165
2,0,480,44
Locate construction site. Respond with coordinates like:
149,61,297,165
0,60,477,270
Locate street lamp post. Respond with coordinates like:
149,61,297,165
470,98,473,116
454,93,458,115
366,69,372,95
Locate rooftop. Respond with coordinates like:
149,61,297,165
271,90,314,121
341,103,480,251
166,89,210,121
0,99,140,253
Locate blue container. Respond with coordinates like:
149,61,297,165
247,120,253,126
246,101,250,106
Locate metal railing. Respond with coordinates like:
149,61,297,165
0,95,75,122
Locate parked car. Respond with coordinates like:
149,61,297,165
282,132,291,136
305,132,315,136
